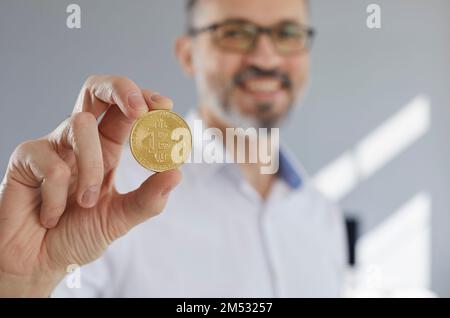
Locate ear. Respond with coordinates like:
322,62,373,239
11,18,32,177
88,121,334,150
175,36,195,77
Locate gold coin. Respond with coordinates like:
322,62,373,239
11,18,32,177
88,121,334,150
130,110,192,172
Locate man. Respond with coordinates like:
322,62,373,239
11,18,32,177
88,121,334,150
0,0,346,297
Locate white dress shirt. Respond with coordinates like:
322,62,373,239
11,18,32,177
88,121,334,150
53,109,347,298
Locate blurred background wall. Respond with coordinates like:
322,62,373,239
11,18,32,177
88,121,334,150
1,0,449,296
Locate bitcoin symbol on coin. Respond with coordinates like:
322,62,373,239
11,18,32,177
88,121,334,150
130,110,192,172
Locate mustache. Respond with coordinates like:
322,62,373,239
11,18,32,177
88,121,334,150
233,66,292,90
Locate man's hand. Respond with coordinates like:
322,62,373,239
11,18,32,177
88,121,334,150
0,75,182,297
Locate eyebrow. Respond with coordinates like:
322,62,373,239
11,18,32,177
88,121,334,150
215,18,307,27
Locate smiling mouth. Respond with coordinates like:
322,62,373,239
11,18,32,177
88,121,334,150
240,79,285,96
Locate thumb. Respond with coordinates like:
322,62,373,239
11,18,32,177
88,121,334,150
112,169,182,232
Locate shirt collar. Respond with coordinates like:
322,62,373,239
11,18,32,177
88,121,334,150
278,147,303,189
183,109,304,190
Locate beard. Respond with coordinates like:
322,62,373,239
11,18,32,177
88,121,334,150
208,66,296,130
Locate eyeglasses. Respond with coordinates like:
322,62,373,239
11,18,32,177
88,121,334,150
188,19,316,55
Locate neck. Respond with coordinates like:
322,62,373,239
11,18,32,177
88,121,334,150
198,105,277,200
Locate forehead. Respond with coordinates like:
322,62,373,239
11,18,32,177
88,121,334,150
194,0,309,26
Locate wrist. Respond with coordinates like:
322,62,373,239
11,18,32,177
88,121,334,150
0,271,65,298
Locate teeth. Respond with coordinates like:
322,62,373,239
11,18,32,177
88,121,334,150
246,80,280,92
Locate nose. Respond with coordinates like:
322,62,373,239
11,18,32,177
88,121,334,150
244,34,283,70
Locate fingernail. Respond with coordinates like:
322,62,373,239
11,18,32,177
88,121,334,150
161,186,174,197
44,217,59,229
82,186,99,207
128,93,147,110
150,94,173,110
151,94,169,105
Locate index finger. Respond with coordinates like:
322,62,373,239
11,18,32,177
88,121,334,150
73,75,149,120
97,89,175,148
